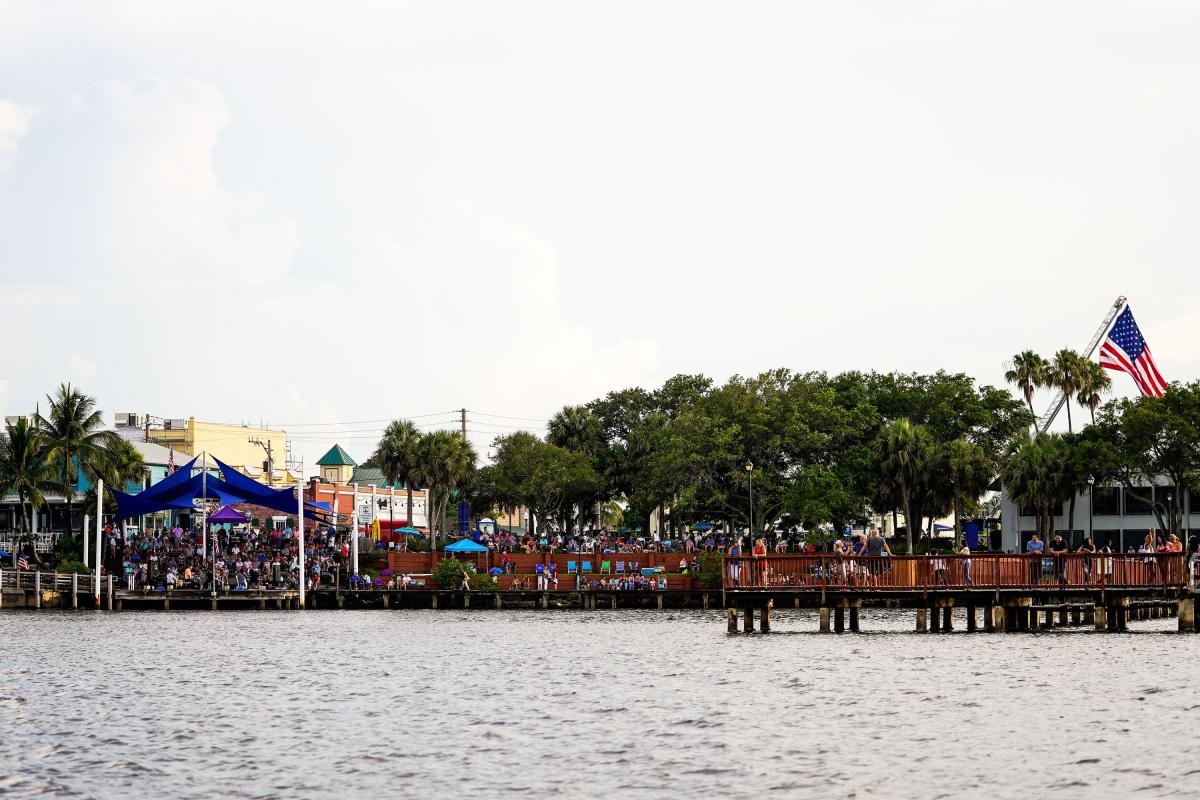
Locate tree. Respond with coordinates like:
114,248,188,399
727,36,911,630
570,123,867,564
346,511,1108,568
373,420,422,529
35,384,116,540
942,438,991,542
1076,360,1112,426
547,405,603,458
0,418,52,562
489,431,600,536
1001,433,1073,540
1049,349,1086,433
1005,350,1049,423
411,430,477,545
875,419,934,553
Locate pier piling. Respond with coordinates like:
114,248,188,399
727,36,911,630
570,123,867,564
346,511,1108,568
1178,599,1195,633
820,607,831,633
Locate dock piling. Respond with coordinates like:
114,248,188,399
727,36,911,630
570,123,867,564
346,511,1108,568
915,608,927,633
1178,599,1195,633
760,604,771,633
727,608,738,633
820,607,832,633
834,606,845,634
742,607,755,633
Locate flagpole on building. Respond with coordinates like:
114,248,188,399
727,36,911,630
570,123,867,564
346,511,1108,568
82,513,89,582
352,482,360,579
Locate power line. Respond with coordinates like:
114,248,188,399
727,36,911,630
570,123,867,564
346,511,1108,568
469,410,550,423
273,411,457,427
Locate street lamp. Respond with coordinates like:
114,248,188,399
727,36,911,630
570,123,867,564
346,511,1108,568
1088,476,1095,545
1167,492,1174,539
745,462,754,547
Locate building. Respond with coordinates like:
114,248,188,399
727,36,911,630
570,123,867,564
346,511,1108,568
117,414,297,487
308,444,429,530
1000,481,1199,552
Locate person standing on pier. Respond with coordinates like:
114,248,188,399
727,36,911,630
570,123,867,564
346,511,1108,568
863,529,890,586
1025,534,1044,584
1077,537,1097,584
1049,534,1069,584
958,541,973,585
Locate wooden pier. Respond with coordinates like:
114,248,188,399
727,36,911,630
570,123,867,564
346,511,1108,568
723,553,1198,633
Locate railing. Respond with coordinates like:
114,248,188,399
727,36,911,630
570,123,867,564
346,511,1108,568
0,569,98,593
723,554,1190,592
0,532,63,553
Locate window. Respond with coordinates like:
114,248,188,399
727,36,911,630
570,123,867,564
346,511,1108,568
1091,529,1120,550
1124,488,1154,515
1019,505,1038,517
1092,486,1121,516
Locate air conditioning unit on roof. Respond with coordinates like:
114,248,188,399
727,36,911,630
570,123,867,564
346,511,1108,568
114,412,143,429
164,419,189,430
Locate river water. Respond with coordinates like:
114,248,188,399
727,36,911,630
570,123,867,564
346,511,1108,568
0,608,1197,799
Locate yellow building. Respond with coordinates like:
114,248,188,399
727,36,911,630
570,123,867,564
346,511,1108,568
148,417,291,486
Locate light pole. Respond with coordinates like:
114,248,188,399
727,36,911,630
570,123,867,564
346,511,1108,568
1088,476,1095,545
1167,492,1174,541
745,461,754,548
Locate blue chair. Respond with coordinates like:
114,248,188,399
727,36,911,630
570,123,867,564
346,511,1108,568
615,561,626,574
567,561,578,573
582,561,593,572
535,563,544,575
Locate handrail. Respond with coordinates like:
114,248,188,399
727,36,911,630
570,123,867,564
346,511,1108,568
722,553,1189,591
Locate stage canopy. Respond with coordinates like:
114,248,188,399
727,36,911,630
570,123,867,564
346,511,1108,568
112,456,329,522
209,506,248,523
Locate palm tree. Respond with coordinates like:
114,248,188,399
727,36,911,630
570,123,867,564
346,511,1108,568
373,419,422,531
1005,351,1049,424
1076,360,1112,426
1001,433,1071,539
875,419,934,554
0,418,52,561
547,405,604,532
943,438,991,542
1049,349,1086,433
35,384,116,540
412,431,477,545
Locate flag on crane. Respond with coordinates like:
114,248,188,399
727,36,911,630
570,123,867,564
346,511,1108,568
1098,305,1167,397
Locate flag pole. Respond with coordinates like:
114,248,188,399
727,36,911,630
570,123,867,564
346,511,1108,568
94,480,103,604
298,479,306,609
201,452,208,560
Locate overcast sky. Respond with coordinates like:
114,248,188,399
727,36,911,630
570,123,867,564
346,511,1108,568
2,1,1197,468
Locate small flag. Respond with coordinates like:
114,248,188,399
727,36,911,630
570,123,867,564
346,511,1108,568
1098,305,1167,397
17,554,29,570
168,447,175,475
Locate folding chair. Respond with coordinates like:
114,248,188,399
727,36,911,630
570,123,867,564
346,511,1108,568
567,561,578,574
601,560,612,574
615,561,626,574
582,561,593,573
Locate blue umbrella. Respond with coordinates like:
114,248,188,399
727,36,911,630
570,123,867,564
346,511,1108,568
397,527,425,537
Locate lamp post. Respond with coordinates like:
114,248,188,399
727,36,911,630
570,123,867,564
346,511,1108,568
745,462,754,548
1167,492,1174,541
1088,476,1095,545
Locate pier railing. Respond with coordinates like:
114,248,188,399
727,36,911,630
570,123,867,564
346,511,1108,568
0,569,99,593
723,553,1189,592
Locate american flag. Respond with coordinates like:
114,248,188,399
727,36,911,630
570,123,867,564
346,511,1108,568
168,448,175,474
1098,305,1167,397
17,554,29,570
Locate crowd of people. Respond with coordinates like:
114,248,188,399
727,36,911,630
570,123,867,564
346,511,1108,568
98,521,350,593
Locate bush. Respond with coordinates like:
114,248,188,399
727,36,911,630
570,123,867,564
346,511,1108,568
432,557,477,589
56,560,92,574
696,551,724,590
469,573,498,590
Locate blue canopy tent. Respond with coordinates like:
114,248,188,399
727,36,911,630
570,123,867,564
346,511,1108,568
444,537,489,572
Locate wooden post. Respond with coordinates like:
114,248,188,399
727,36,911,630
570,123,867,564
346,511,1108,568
1178,599,1195,633
464,592,470,608
759,603,771,633
966,606,977,632
34,572,41,609
494,593,501,609
212,598,218,610
849,604,860,633
610,594,616,610
915,608,927,633
259,598,266,610
383,593,390,609
106,575,113,611
162,597,170,611
656,593,663,610
834,606,845,633
703,593,709,610
988,605,1003,632
72,573,78,609
820,606,832,633
941,606,953,632
929,607,941,632
337,594,344,609
1093,604,1108,631
742,607,754,633
727,608,738,632
432,593,438,609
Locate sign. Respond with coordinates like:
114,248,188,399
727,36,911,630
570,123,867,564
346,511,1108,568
357,498,374,527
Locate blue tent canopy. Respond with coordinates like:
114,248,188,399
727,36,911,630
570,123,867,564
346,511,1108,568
444,538,488,553
933,523,955,533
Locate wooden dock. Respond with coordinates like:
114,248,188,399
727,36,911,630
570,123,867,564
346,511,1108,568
722,553,1198,633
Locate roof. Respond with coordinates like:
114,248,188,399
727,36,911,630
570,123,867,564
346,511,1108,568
348,466,405,489
316,444,357,467
128,440,178,467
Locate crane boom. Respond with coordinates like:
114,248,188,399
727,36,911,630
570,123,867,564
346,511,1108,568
1036,295,1126,433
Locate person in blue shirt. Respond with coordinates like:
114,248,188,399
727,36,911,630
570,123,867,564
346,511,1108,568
1025,534,1044,584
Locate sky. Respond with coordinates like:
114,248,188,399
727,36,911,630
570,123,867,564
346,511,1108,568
2,1,1199,470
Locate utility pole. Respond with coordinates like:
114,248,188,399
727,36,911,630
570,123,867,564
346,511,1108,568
249,438,274,486
461,408,467,439
144,411,149,443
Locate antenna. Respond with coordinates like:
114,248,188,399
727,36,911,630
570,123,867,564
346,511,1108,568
1036,295,1126,433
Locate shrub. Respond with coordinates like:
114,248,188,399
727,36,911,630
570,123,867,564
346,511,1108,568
696,551,723,590
56,560,92,574
432,557,477,589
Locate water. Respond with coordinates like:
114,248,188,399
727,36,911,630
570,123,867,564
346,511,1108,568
0,608,1197,799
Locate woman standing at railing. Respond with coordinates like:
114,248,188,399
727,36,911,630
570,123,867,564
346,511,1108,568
958,541,973,585
1077,537,1097,584
728,539,742,586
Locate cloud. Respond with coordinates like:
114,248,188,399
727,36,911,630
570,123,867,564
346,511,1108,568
0,78,297,286
0,100,31,175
